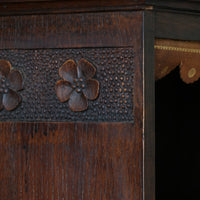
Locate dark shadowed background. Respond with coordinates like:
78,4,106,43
156,67,200,200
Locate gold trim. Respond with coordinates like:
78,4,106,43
154,45,200,54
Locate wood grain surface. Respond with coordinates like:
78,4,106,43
1,0,200,16
144,11,155,200
0,122,142,200
0,1,149,16
0,12,142,49
0,0,146,3
0,6,149,200
155,11,200,41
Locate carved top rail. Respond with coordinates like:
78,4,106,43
1,0,200,16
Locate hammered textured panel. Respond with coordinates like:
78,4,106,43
0,48,134,122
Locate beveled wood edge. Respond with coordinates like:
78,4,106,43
1,0,200,16
143,10,155,200
0,1,153,16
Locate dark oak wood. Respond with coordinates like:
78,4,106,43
4,0,200,197
0,0,145,2
0,1,150,16
155,11,200,41
0,122,142,200
0,6,148,200
0,0,54,2
144,11,155,200
152,0,200,13
1,0,200,16
1,0,147,2
0,12,142,49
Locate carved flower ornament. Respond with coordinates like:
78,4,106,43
0,60,23,111
55,59,99,112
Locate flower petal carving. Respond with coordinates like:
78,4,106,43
55,80,73,102
83,79,99,100
56,59,99,112
0,60,11,77
0,60,23,111
77,58,96,79
68,91,88,112
59,59,77,83
7,69,23,91
3,89,21,111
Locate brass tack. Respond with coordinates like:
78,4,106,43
188,68,196,78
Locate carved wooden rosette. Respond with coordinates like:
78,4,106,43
55,58,99,112
0,60,23,111
155,39,200,84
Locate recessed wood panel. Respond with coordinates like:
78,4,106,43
0,122,142,200
0,47,134,122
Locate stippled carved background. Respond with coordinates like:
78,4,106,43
0,48,134,122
